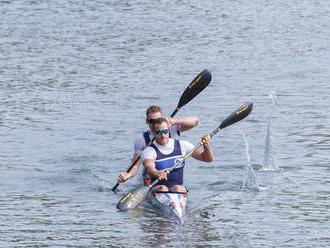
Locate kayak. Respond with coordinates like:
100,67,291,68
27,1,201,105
147,190,187,224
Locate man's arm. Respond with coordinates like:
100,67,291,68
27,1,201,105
144,159,168,181
117,153,141,183
191,134,214,162
167,116,199,132
117,134,146,183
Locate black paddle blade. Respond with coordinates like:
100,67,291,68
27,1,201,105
219,102,253,130
116,186,150,211
176,70,212,111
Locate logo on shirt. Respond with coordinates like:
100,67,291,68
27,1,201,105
174,157,185,168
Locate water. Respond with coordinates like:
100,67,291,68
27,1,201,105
1,0,330,247
241,132,259,191
262,90,278,171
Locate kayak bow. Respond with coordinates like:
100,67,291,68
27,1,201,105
147,191,187,224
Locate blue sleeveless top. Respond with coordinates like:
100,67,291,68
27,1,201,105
149,139,185,188
142,126,181,185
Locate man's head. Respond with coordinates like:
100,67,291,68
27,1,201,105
146,105,162,129
152,117,170,145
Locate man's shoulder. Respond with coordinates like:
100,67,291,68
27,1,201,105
170,125,179,132
169,125,180,137
133,131,150,154
178,139,190,145
143,145,155,153
142,145,157,160
178,139,194,150
134,130,150,142
134,132,144,141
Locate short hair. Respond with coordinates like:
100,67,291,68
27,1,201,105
146,105,162,117
152,117,167,129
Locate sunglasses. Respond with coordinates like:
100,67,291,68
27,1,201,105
154,129,169,136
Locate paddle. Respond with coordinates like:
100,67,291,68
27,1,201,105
116,102,254,210
111,70,212,192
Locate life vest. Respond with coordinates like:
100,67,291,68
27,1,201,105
142,127,180,186
149,139,185,188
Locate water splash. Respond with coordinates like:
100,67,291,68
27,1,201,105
270,90,277,106
241,132,260,191
97,181,112,192
262,90,279,171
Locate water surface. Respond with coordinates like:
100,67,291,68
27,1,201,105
0,0,329,247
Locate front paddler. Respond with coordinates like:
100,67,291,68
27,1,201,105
142,117,214,193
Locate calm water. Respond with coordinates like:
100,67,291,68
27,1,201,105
1,0,329,247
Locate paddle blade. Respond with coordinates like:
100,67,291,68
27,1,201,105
116,185,150,211
219,102,253,130
176,70,212,111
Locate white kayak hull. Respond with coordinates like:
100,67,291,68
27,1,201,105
147,191,187,224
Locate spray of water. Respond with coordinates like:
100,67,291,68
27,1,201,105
262,90,279,171
97,181,113,192
241,132,260,191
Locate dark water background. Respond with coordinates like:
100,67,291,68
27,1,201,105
1,0,329,247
